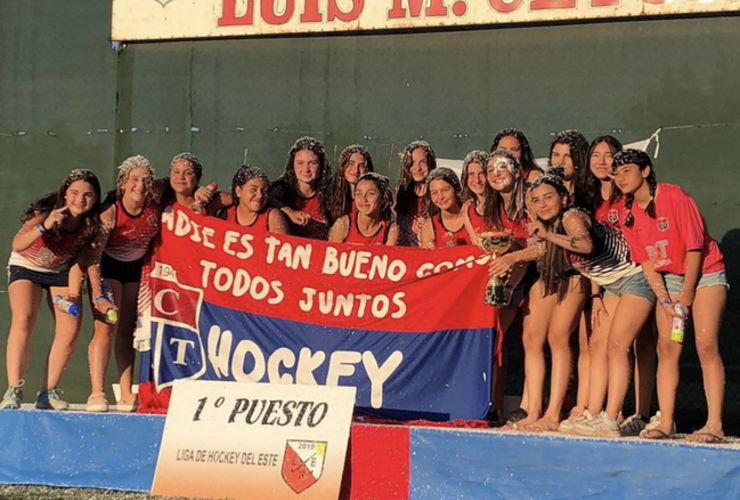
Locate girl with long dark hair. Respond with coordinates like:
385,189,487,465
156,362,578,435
396,140,436,247
328,145,374,224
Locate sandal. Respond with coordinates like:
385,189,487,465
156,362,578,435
86,392,109,413
117,396,138,413
686,426,725,444
639,428,674,440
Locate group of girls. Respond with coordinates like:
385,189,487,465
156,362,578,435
1,133,728,444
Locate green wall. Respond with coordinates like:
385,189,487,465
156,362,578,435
1,1,738,423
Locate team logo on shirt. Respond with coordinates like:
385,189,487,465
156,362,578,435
607,209,619,224
657,217,669,231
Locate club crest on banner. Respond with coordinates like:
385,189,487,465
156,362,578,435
657,217,670,231
281,440,328,494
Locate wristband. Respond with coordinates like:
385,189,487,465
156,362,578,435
94,295,107,302
36,224,48,235
590,293,602,300
659,298,672,307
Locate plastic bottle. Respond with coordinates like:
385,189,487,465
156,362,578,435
192,181,218,214
101,280,118,324
671,304,685,343
54,295,80,317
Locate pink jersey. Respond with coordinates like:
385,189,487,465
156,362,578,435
594,196,625,229
431,214,472,248
15,226,87,272
224,206,271,234
105,200,161,262
344,211,391,245
291,194,328,240
621,183,724,275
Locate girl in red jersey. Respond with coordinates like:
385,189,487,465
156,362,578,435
328,145,374,224
613,149,728,442
84,156,162,413
220,165,289,235
2,170,113,411
396,140,437,247
329,173,398,246
460,150,488,241
420,168,471,248
269,137,333,240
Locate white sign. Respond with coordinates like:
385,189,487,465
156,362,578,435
112,0,740,42
151,380,356,500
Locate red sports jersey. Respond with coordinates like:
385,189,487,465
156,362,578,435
344,211,391,245
431,214,472,248
467,202,487,235
16,226,87,272
594,196,625,229
224,206,272,233
397,193,426,247
105,200,161,262
290,194,328,240
621,183,724,275
497,204,531,247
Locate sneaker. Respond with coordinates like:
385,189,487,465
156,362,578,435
505,407,528,426
86,392,109,413
574,411,621,438
35,388,69,411
645,411,662,432
559,408,588,435
1,381,25,410
620,413,648,437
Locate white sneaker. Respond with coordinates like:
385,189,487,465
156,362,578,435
559,408,590,435
645,411,662,431
574,411,621,438
620,414,647,437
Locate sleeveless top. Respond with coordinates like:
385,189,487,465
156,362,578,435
431,214,472,248
291,194,328,240
344,211,391,245
467,202,487,236
397,193,426,247
224,206,272,234
10,224,88,273
104,200,161,262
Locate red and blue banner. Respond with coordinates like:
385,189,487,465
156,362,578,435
138,205,496,420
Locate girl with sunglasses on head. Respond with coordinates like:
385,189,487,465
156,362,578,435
613,149,727,442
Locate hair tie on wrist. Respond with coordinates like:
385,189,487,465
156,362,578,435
37,224,47,235
659,298,671,307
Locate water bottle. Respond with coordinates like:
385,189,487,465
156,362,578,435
671,304,685,343
192,181,218,214
101,280,118,324
54,295,80,317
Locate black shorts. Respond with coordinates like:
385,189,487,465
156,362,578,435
7,265,69,289
510,262,539,307
101,253,144,285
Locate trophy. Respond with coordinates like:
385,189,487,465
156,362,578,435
479,231,513,307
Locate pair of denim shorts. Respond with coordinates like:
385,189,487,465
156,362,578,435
7,265,69,290
603,271,656,304
663,269,729,295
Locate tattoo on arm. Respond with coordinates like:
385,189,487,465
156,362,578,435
569,236,578,249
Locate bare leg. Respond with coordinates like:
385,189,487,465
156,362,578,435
644,296,681,438
42,285,83,390
6,280,44,386
88,280,124,396
528,277,586,430
604,294,653,419
115,282,141,404
686,285,726,441
574,310,590,415
634,319,657,417
516,281,556,428
586,294,619,414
